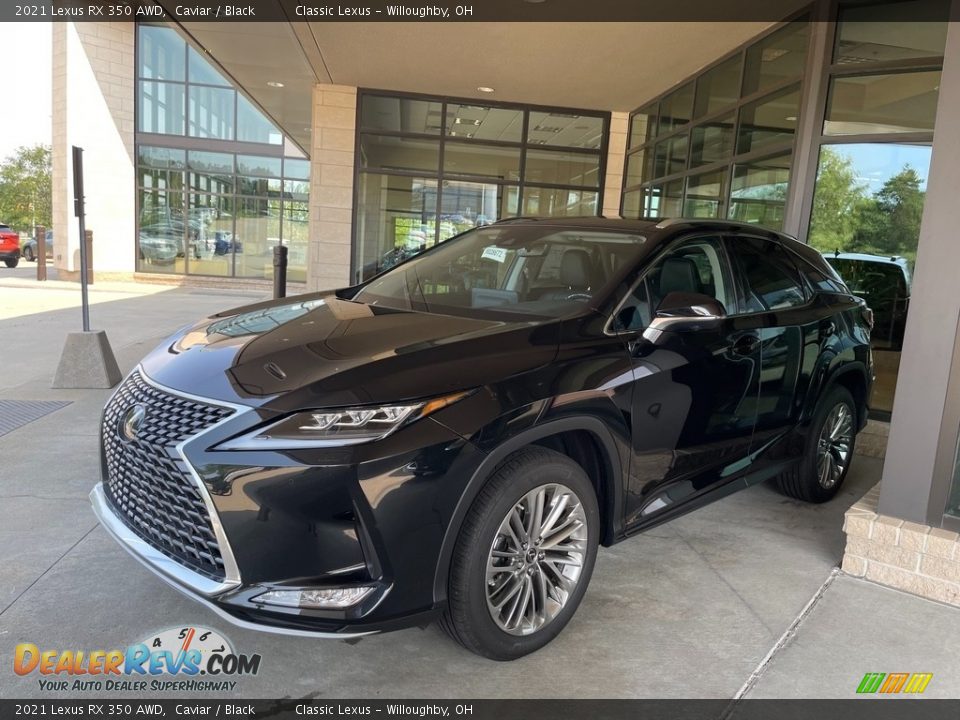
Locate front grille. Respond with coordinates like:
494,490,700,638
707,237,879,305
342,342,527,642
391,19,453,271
102,370,234,580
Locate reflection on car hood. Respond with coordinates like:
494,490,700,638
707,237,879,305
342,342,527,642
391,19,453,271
139,293,561,411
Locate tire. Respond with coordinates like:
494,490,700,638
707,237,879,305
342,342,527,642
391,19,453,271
4,257,18,268
440,446,599,660
23,247,34,262
776,385,857,503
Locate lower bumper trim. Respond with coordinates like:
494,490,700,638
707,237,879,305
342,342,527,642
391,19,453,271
90,483,378,640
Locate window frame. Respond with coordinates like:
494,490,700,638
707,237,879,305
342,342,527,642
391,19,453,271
352,88,612,284
621,10,812,227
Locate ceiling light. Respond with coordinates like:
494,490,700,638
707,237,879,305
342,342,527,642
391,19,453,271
477,86,495,93
454,118,482,126
785,116,797,122
267,81,285,88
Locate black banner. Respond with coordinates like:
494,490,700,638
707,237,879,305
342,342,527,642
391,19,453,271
4,700,960,720
3,0,958,22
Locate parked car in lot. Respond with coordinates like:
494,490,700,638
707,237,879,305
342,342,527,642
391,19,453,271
823,251,911,350
0,224,21,267
22,229,53,262
139,223,195,263
92,218,873,660
138,232,180,265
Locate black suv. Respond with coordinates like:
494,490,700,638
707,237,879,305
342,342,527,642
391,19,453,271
92,218,872,660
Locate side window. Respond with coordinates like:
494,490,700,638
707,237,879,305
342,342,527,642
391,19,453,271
799,261,848,294
616,235,735,332
784,239,849,294
728,236,807,313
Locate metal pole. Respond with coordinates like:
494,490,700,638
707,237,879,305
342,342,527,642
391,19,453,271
72,146,90,332
35,224,47,282
273,243,288,299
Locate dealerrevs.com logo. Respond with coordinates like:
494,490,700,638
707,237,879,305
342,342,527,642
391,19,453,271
13,626,262,693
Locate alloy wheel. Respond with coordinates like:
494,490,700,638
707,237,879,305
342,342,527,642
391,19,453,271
485,482,588,636
816,402,854,489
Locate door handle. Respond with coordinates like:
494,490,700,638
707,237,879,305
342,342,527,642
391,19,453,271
731,333,760,356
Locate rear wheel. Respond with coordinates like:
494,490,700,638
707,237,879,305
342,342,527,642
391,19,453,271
4,258,18,268
777,385,857,503
440,446,599,660
23,246,35,262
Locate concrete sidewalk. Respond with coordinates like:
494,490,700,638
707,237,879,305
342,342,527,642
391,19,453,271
1,277,958,700
0,269,268,393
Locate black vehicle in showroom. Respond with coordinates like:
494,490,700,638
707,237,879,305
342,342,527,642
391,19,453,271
91,218,873,660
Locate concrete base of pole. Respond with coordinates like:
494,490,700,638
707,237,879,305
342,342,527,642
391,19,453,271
52,330,122,389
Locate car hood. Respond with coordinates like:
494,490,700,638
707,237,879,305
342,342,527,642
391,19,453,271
139,292,561,412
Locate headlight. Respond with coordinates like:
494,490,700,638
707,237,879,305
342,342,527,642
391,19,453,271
219,390,471,449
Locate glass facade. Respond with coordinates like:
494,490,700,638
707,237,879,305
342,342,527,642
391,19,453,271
621,0,947,421
354,92,608,281
622,17,810,229
136,24,307,281
950,432,960,520
807,0,946,415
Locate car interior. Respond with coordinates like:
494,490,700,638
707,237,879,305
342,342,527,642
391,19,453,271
615,239,733,331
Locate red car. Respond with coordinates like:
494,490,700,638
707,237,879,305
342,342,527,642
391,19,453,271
0,224,20,268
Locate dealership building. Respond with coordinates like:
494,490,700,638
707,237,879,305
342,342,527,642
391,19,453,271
50,1,960,604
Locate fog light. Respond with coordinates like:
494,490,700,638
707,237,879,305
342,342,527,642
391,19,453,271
253,586,375,609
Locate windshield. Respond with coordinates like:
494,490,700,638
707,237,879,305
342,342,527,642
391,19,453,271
352,225,647,319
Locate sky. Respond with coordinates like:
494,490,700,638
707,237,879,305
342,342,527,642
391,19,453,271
834,143,933,194
0,23,52,161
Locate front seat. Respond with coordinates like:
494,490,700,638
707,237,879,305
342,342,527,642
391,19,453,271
539,249,594,300
657,256,703,300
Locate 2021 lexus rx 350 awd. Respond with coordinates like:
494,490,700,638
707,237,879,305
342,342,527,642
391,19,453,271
92,218,872,660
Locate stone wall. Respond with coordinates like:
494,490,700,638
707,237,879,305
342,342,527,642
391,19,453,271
51,21,135,276
306,84,357,292
601,111,628,218
843,485,960,606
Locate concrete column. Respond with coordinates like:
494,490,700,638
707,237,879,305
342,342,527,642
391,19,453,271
782,1,833,240
306,84,358,292
51,21,135,279
601,111,628,218
878,6,960,525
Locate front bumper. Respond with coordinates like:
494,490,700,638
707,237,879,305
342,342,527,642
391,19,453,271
92,367,487,637
91,483,372,638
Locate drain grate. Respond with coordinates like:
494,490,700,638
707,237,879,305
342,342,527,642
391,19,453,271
0,400,72,437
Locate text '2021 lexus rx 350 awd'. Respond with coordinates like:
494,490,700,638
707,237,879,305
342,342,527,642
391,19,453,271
92,218,873,660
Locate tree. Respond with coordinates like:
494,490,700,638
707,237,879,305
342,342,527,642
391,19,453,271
0,144,52,232
849,166,925,265
808,147,867,254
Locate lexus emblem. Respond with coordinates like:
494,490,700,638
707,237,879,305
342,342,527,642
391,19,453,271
120,404,146,442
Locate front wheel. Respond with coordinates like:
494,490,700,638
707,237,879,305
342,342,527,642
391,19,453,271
23,247,35,262
777,385,857,503
440,446,599,660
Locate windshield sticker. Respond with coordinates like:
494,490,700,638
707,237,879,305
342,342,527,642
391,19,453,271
481,246,509,263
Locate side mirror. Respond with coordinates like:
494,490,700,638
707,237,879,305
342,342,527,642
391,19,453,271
643,291,726,343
